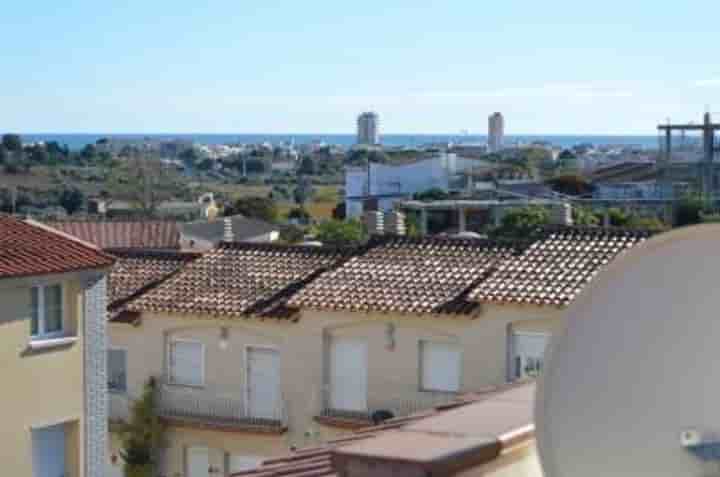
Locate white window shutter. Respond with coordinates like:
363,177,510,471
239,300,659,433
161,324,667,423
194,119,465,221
421,342,461,392
170,341,203,386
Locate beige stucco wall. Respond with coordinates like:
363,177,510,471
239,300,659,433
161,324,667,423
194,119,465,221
109,304,563,475
0,274,86,477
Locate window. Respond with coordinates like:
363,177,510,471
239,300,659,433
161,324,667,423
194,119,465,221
31,284,64,339
420,341,461,392
510,332,549,381
108,349,127,393
168,340,204,387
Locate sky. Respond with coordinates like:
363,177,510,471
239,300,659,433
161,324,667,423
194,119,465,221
1,0,719,135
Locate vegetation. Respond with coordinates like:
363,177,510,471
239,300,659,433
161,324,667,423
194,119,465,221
225,196,279,222
572,206,600,226
546,174,595,196
315,219,366,246
59,187,85,215
674,195,709,227
118,378,166,477
413,188,449,202
492,206,550,239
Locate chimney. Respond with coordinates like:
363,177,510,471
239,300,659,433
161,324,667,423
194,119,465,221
363,211,384,235
223,217,234,242
384,211,406,236
549,202,573,226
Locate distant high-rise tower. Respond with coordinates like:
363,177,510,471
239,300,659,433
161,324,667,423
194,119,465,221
488,112,505,153
357,112,380,145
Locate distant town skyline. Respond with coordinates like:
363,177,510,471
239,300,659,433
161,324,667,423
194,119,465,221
1,0,719,135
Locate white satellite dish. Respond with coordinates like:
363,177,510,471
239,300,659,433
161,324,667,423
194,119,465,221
537,225,720,477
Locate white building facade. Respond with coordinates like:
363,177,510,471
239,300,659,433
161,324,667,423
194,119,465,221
488,112,505,153
357,112,380,145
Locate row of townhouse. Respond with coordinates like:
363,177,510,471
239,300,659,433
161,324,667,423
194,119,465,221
103,227,652,477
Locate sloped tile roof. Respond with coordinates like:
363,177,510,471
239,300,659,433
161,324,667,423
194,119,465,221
231,382,534,477
45,221,181,250
126,242,350,319
471,227,653,306
108,250,199,320
288,236,519,316
0,214,115,279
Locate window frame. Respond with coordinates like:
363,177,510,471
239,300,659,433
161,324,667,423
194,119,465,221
30,283,66,341
167,339,205,388
419,340,462,393
107,347,128,394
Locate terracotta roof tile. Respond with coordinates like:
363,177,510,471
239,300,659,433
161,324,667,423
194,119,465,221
127,242,350,319
0,214,115,279
108,250,200,320
471,226,654,306
45,220,181,250
289,236,519,316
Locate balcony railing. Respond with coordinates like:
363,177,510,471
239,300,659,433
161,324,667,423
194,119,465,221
107,383,288,432
319,385,459,424
157,384,288,431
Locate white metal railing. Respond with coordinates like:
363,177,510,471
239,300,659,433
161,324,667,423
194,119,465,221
319,384,458,423
108,392,132,423
157,384,288,429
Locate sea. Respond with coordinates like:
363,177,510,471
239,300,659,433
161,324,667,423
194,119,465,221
21,133,662,151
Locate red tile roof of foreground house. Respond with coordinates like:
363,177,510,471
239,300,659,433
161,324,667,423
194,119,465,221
126,242,351,319
471,226,654,306
288,235,520,316
45,220,182,250
231,382,535,477
0,214,115,279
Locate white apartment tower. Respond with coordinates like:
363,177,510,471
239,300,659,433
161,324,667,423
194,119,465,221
488,112,505,153
357,111,380,145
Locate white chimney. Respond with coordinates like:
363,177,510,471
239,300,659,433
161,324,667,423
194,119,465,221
223,217,234,242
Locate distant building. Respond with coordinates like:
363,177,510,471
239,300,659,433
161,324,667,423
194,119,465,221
357,112,380,145
488,112,505,153
344,153,485,218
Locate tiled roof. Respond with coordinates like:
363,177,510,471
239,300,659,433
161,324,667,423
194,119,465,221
127,242,349,319
471,227,653,306
288,236,519,316
231,382,534,477
0,215,115,279
45,221,181,250
108,250,199,320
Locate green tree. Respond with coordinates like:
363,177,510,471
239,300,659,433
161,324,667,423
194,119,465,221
675,195,708,227
0,146,7,164
331,202,346,220
59,187,86,215
494,206,550,238
413,188,449,201
572,206,600,226
298,156,316,175
546,174,595,196
1,134,22,152
625,215,666,231
225,196,278,222
279,224,305,244
287,207,311,224
119,378,166,477
315,219,366,246
81,144,97,160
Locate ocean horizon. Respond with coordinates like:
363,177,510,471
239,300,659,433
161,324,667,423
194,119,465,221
20,133,663,151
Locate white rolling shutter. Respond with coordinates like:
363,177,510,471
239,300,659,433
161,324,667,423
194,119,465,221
247,347,281,420
330,339,368,411
169,341,204,386
421,341,461,392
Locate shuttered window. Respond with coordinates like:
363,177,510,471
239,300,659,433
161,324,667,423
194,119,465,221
168,340,204,386
108,349,127,393
30,284,64,339
420,341,461,392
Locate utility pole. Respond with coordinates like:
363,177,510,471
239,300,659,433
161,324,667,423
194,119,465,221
658,112,720,198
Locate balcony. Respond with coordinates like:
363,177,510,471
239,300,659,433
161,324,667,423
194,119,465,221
107,383,287,434
318,385,459,427
157,384,288,433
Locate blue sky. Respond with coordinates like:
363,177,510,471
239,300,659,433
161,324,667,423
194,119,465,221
2,0,719,134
